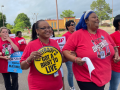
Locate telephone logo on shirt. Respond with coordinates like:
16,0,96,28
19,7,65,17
18,39,26,44
92,36,110,59
2,43,12,56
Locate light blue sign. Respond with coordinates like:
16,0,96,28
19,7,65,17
7,51,23,73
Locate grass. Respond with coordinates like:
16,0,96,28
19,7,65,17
55,32,66,37
23,35,31,39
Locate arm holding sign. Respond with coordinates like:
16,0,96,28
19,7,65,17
20,51,42,70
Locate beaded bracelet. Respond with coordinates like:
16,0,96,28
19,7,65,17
74,57,78,63
25,60,31,65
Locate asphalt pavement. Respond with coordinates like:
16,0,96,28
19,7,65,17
0,63,120,90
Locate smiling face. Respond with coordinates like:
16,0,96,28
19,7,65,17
85,13,99,31
0,29,9,39
67,22,75,33
36,21,52,39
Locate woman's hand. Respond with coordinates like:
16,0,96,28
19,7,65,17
4,56,10,60
113,53,120,63
113,46,120,63
76,57,85,66
6,37,12,43
28,51,42,63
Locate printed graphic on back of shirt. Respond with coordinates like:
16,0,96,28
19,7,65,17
2,43,12,56
91,35,110,59
18,39,26,44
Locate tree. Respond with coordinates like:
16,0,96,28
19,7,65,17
14,19,25,32
14,13,31,28
90,0,112,23
0,12,6,27
60,10,75,19
6,23,13,29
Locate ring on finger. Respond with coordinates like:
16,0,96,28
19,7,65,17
34,56,36,58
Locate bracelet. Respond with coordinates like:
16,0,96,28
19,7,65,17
75,57,78,63
25,60,31,65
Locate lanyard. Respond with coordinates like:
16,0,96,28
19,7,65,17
39,39,50,47
88,31,99,43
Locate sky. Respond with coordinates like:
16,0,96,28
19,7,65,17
0,0,120,25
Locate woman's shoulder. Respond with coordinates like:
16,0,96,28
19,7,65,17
110,31,118,36
71,29,85,37
49,39,58,44
97,29,109,35
62,31,69,36
27,39,39,46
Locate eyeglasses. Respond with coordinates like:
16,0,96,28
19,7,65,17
39,27,52,30
70,24,75,26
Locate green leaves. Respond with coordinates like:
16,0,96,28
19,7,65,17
60,10,75,19
14,13,31,29
90,0,112,21
13,19,25,32
0,12,6,27
6,24,13,29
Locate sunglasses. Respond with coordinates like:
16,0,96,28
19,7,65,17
70,24,75,26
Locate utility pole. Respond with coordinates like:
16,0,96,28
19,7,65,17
1,5,4,27
34,13,39,22
112,0,113,29
31,13,35,25
56,0,60,34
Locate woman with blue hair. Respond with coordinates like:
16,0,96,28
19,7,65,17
62,10,120,90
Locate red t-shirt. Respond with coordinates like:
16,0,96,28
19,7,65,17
62,29,115,87
110,31,120,72
0,37,18,73
20,39,63,90
62,31,72,41
15,37,27,51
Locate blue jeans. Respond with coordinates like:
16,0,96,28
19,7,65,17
2,72,18,90
65,61,74,87
109,70,120,90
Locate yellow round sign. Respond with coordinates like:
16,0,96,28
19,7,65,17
34,46,62,75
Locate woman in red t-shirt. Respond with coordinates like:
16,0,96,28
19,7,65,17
62,20,76,90
0,27,19,90
62,10,120,90
15,31,27,51
20,20,63,90
109,15,120,90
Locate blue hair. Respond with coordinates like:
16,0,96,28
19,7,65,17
76,11,95,30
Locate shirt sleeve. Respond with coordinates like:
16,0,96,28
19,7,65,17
62,35,77,51
108,34,116,47
20,43,31,63
110,34,116,43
